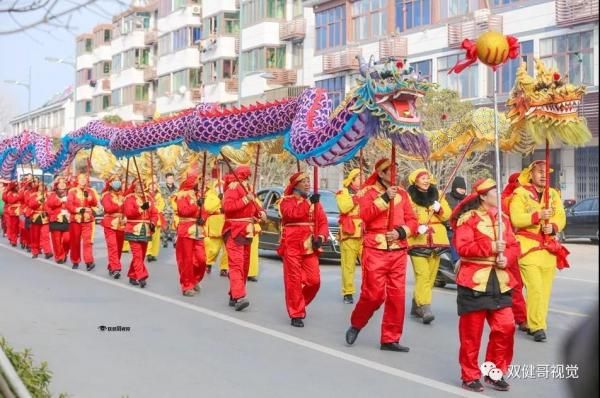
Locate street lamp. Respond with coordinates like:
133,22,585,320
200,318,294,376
3,66,32,130
45,57,77,132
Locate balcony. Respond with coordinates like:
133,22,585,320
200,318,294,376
448,9,503,48
265,69,297,86
191,87,203,101
322,48,362,74
379,35,407,59
556,0,598,27
101,79,111,91
264,85,308,102
225,78,238,93
144,30,157,45
279,18,306,41
143,67,157,81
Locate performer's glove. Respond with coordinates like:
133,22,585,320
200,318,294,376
417,225,428,235
196,198,204,207
432,201,441,212
312,236,323,249
196,217,205,226
79,207,86,215
395,227,407,240
83,190,89,198
309,194,320,204
149,223,156,234
141,202,150,210
381,192,390,203
218,193,223,200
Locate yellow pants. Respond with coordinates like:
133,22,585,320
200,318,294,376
340,238,361,296
249,234,259,277
205,236,228,270
411,253,441,306
520,251,557,332
146,229,161,258
122,240,130,253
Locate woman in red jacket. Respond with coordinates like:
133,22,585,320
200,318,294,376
2,181,21,247
66,173,98,270
28,178,53,259
45,177,70,263
123,179,158,288
278,172,328,327
101,175,127,279
451,178,520,392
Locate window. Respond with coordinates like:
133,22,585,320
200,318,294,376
112,54,122,73
173,0,186,10
173,27,189,51
204,61,218,82
411,59,432,80
292,42,303,69
292,0,303,18
192,27,202,44
159,34,172,56
103,61,111,75
315,5,346,50
77,68,92,85
492,0,522,6
242,46,285,74
395,0,431,32
159,0,172,17
204,16,218,37
242,0,286,27
315,76,345,110
223,59,237,79
85,100,92,113
352,0,387,41
173,70,187,91
104,29,111,43
495,40,533,94
266,0,285,18
189,68,201,87
437,54,478,98
111,89,122,107
540,31,594,85
158,75,171,96
102,95,111,110
135,84,149,101
224,12,240,34
439,0,476,19
85,38,93,52
266,47,285,69
574,199,594,212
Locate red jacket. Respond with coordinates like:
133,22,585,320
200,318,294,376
123,193,158,240
66,186,98,223
279,194,329,256
28,191,49,224
358,182,418,250
222,181,261,240
101,191,125,231
20,187,33,218
45,191,69,223
2,183,21,217
174,189,208,240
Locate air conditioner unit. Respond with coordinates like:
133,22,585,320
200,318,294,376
191,5,201,15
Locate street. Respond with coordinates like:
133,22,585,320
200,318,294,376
0,231,597,398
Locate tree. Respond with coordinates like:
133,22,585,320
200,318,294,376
102,114,123,124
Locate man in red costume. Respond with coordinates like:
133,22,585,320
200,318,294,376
222,166,265,311
45,177,70,264
174,164,207,296
27,178,53,259
451,178,520,392
19,175,32,251
2,180,21,247
123,179,158,288
101,175,127,279
66,173,98,270
278,172,329,327
345,158,418,352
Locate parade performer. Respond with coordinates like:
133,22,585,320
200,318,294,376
123,179,158,288
501,172,521,214
146,176,165,262
28,178,53,259
0,181,6,237
247,227,260,282
278,172,328,327
19,176,32,251
222,166,265,311
445,176,467,264
45,177,70,264
407,169,451,324
2,180,21,247
335,168,362,304
345,159,418,351
451,178,520,392
160,172,178,248
66,173,98,270
204,179,228,275
101,175,126,279
509,160,568,342
173,164,207,296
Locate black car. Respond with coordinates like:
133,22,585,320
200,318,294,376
559,196,599,243
257,187,341,260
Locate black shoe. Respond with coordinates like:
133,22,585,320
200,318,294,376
129,278,139,286
343,294,354,304
380,342,410,352
206,265,212,274
533,330,547,342
56,259,65,264
11,243,17,247
234,297,249,311
86,263,95,272
345,326,360,345
517,323,530,333
32,254,38,259
44,253,53,259
422,304,435,324
247,276,258,282
291,318,305,328
228,298,236,307
109,270,121,279
72,264,79,270
220,269,229,277
26,247,31,253
484,376,510,391
462,379,484,392
139,279,147,289
20,244,25,249
183,290,196,297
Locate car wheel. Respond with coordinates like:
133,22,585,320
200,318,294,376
434,279,446,288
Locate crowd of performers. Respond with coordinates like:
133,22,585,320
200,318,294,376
0,158,568,392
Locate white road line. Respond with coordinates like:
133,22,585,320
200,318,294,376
433,288,591,318
555,276,599,284
0,243,487,398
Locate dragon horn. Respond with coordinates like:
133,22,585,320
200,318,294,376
357,55,369,78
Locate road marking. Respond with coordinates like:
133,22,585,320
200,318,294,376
0,243,487,398
555,276,599,284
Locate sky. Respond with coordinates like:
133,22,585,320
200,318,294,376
0,1,129,119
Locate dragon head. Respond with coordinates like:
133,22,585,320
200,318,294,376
506,58,590,145
352,55,434,134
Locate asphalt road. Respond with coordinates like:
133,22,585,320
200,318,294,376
0,231,597,398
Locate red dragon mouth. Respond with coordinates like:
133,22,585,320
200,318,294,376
374,91,422,124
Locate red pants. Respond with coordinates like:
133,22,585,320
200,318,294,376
225,237,251,300
175,237,206,292
1,213,6,235
6,215,19,245
29,223,52,256
511,266,527,325
20,219,29,246
459,307,515,381
50,229,70,262
128,241,149,281
351,247,407,344
104,227,125,272
283,251,320,319
69,222,94,264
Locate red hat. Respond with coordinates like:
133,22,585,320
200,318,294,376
233,165,251,181
363,158,392,188
284,172,308,195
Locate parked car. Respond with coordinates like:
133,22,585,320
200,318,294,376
559,196,598,244
88,178,105,224
257,187,341,261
